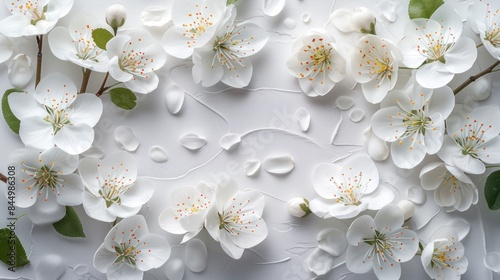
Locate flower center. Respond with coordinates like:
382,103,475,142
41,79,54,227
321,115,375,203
114,244,138,267
119,46,149,77
75,29,101,62
218,212,243,235
43,106,71,135
98,179,131,208
330,170,371,206
211,27,247,70
34,165,58,190
183,11,215,38
364,230,392,253
452,117,491,158
485,28,500,47
312,47,331,67
416,24,456,64
14,1,48,25
430,238,457,270
402,109,432,136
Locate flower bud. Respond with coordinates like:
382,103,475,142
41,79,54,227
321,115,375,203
8,54,33,88
287,197,311,218
106,4,127,33
471,75,492,101
397,200,415,221
350,7,376,34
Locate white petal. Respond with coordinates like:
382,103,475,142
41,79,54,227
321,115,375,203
33,73,77,110
220,133,241,150
262,0,285,16
0,15,31,37
19,116,55,150
438,136,485,174
374,204,403,234
221,57,253,88
93,244,115,273
307,248,336,275
215,179,238,213
364,185,394,210
0,34,13,63
443,37,477,74
54,123,94,155
346,215,374,245
119,178,156,208
135,233,171,271
165,84,184,115
192,49,224,87
390,133,427,169
164,259,185,280
161,26,196,59
149,146,168,163
373,255,401,280
8,92,45,120
313,163,342,199
371,106,406,142
420,162,446,191
82,192,116,222
69,94,103,127
54,173,84,206
219,230,245,259
295,108,310,131
141,6,171,27
363,127,390,161
416,62,454,89
78,157,102,196
345,243,373,273
27,196,66,225
124,73,160,94
478,136,500,164
430,3,463,39
330,9,355,33
179,133,207,150
35,254,66,280
317,228,347,256
47,26,74,61
185,238,208,273
114,126,140,152
8,54,33,88
263,154,294,174
244,159,261,176
106,262,143,280
39,146,79,174
108,203,141,218
158,208,187,235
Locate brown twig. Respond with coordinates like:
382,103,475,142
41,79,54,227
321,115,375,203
35,35,43,87
96,72,109,97
0,172,7,183
80,69,92,93
453,61,500,95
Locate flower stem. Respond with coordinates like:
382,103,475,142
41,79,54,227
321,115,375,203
453,60,500,95
487,165,500,169
35,35,43,87
0,172,6,183
477,43,483,48
400,67,416,70
79,69,92,93
96,72,110,97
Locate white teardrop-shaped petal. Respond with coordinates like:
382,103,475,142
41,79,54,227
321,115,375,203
114,126,140,152
407,185,426,205
81,146,104,159
378,0,397,22
472,76,492,101
185,238,208,273
295,108,310,132
263,0,285,16
335,96,354,111
432,218,470,241
244,159,261,176
220,133,241,150
349,108,364,123
317,228,347,256
8,54,33,88
485,252,500,273
302,13,310,23
35,255,67,280
73,264,89,275
283,17,296,29
363,127,389,161
141,6,172,27
165,84,184,115
263,154,294,174
165,258,185,280
397,200,415,221
149,145,168,163
179,133,206,150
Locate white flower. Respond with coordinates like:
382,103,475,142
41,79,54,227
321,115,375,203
286,197,311,218
420,162,478,212
107,29,167,94
330,7,376,34
0,0,73,37
307,221,348,276
371,73,455,169
438,105,500,174
346,204,419,280
158,182,215,243
398,4,477,88
94,215,171,280
0,34,13,63
421,230,468,280
8,54,33,88
8,73,103,155
162,0,229,59
105,4,127,32
309,155,393,219
192,6,269,88
204,179,268,259
11,147,82,225
79,152,156,222
48,15,110,72
352,35,401,104
468,1,500,60
287,29,346,97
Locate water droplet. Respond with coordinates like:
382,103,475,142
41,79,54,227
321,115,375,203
73,264,89,275
295,108,310,132
165,258,185,280
263,154,294,174
283,17,296,29
142,6,172,27
165,84,184,115
263,0,286,16
114,126,140,152
179,133,207,150
149,146,168,163
220,133,241,150
35,255,67,280
485,252,500,272
81,146,104,159
335,96,354,111
244,159,261,176
302,13,310,23
407,185,426,205
363,127,389,161
397,200,415,221
349,108,364,122
185,238,208,273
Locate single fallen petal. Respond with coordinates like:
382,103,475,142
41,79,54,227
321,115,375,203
335,96,354,110
220,133,241,150
165,258,185,280
114,126,140,152
263,0,285,16
407,185,426,205
295,108,311,132
348,108,365,123
8,54,33,88
179,133,207,150
244,159,261,176
35,255,67,280
81,146,104,159
149,145,168,163
185,238,208,273
363,127,389,161
263,154,294,174
165,84,185,115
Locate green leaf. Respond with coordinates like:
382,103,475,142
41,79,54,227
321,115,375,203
485,171,500,210
52,206,86,238
109,87,137,110
1,88,24,134
227,0,238,5
92,28,114,50
408,0,444,19
0,228,30,268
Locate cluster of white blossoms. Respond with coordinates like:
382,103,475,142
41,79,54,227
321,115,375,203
159,179,268,259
